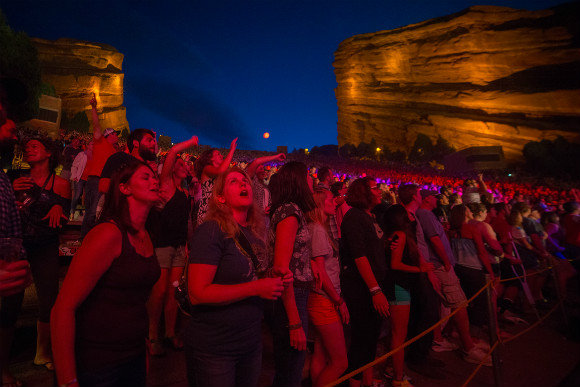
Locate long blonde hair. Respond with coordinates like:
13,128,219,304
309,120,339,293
205,167,265,239
307,188,338,253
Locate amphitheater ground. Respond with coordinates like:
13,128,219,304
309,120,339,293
6,222,580,387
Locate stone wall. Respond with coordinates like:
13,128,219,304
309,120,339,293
32,37,129,132
333,3,580,161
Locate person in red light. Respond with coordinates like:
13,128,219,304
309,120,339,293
306,188,349,387
184,167,287,387
146,136,198,356
52,161,161,387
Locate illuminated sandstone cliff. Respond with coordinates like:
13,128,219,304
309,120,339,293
333,3,580,161
32,38,129,132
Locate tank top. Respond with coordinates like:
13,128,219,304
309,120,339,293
384,230,420,296
19,172,68,245
451,236,483,270
75,223,161,372
151,188,190,248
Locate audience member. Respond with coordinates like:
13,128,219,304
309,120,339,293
52,160,161,387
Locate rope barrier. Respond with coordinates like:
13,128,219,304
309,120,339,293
323,280,493,387
322,256,573,387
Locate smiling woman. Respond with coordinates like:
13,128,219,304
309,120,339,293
51,160,161,387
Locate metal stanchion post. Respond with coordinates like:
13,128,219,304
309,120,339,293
485,274,503,387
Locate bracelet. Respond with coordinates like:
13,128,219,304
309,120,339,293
60,378,78,387
369,286,380,293
287,322,302,330
369,287,382,296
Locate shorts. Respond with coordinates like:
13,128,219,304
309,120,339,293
307,292,340,326
155,245,187,269
432,266,467,309
387,284,411,305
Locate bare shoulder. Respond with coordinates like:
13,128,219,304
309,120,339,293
54,175,72,198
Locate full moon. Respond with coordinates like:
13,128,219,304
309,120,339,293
263,132,270,139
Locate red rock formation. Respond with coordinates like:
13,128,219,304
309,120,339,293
333,3,580,161
32,37,129,132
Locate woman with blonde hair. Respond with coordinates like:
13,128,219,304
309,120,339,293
306,188,349,387
184,167,287,387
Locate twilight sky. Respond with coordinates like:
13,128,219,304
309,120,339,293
1,0,567,151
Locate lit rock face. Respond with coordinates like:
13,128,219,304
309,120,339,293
333,3,580,161
32,38,129,132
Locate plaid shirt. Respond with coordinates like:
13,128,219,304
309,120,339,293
0,171,22,238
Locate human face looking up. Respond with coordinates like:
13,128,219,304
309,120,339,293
122,165,160,205
25,140,51,165
220,171,253,211
174,158,188,180
368,180,382,207
211,150,224,167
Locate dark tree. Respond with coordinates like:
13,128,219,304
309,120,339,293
0,10,42,122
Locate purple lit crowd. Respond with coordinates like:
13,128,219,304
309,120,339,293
1,91,579,387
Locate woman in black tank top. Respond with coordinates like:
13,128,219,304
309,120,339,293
9,137,71,375
147,136,197,355
52,161,161,387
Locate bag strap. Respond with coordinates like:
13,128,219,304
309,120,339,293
234,229,264,275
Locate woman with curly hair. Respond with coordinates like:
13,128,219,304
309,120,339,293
340,177,387,387
10,136,71,372
184,167,286,387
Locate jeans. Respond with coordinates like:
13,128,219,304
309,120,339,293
71,179,87,214
81,177,101,238
78,353,146,387
264,287,310,387
184,344,262,387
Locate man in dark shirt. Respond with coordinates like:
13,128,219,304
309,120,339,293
99,128,157,194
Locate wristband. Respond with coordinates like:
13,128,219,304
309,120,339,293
369,287,382,296
60,378,78,387
287,322,302,330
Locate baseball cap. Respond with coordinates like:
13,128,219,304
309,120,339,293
420,189,439,200
103,128,120,137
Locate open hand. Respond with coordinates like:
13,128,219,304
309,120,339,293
13,177,34,191
372,291,389,318
42,205,67,228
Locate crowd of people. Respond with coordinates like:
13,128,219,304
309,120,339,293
1,85,579,387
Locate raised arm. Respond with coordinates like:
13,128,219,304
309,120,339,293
89,94,103,141
476,173,488,195
51,223,122,387
204,138,237,178
246,153,286,178
161,136,198,185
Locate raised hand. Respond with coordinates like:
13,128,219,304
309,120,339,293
89,93,97,108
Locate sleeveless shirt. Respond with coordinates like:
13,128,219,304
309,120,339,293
75,223,160,372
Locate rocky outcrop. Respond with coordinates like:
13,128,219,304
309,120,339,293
333,3,580,161
32,38,129,132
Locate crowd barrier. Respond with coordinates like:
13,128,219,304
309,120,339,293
323,257,577,387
